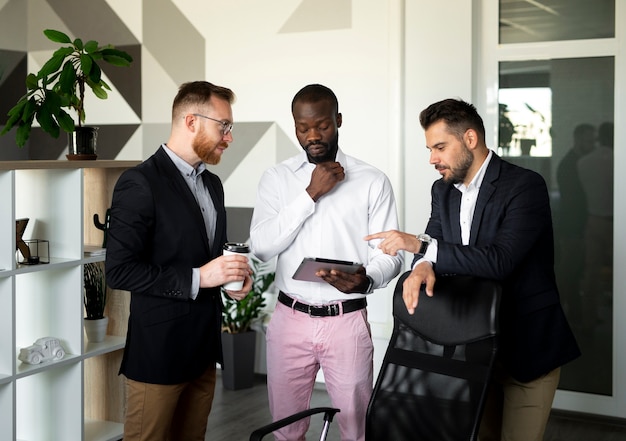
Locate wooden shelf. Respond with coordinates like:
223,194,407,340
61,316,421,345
0,160,140,171
0,161,134,440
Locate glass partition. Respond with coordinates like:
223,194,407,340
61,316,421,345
498,57,614,395
499,0,615,44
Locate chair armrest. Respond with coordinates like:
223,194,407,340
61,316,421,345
249,407,341,441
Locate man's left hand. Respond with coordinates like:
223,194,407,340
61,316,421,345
224,275,253,301
316,266,369,293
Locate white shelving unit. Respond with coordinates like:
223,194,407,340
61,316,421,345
0,160,139,441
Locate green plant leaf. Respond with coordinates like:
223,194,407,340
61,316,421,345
74,38,84,51
6,99,27,118
100,78,111,91
80,53,93,77
15,122,32,147
36,109,60,138
38,52,66,79
43,90,62,115
59,61,77,95
91,83,108,100
25,73,39,90
101,48,133,66
56,109,75,133
88,62,102,83
44,29,71,44
22,97,37,122
221,257,274,333
0,109,21,134
84,262,107,319
84,40,98,53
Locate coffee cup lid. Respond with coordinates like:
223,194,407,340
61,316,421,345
223,242,249,252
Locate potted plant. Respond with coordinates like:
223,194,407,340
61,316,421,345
83,261,108,343
0,28,133,158
221,256,275,390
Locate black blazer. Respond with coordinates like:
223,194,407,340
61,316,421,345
420,153,580,382
106,147,227,384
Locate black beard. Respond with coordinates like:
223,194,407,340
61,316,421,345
443,143,473,184
304,133,339,163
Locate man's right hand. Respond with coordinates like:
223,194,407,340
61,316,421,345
306,161,345,202
403,261,436,314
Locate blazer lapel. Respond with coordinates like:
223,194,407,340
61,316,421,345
469,155,501,245
202,171,225,259
448,188,463,244
156,148,211,253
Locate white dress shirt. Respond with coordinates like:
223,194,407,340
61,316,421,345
162,144,217,299
250,148,403,304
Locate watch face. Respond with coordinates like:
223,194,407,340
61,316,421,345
418,234,431,244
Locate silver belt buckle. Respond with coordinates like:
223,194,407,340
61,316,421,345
307,303,340,317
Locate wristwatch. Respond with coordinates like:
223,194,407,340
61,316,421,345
417,233,432,255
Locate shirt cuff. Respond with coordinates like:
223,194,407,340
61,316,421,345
190,268,200,300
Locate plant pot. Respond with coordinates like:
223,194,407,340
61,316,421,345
84,316,109,343
221,331,257,390
67,127,99,160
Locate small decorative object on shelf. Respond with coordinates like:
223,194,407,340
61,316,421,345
19,239,50,265
93,208,111,248
15,218,30,260
15,218,50,265
84,261,108,342
18,337,66,365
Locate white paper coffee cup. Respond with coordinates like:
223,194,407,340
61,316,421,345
223,242,250,290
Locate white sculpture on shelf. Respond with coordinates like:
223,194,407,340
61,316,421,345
18,337,66,365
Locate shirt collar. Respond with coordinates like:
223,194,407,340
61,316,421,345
454,149,493,192
162,143,206,177
291,148,346,172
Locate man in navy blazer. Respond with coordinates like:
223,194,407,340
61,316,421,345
367,98,580,441
106,81,252,441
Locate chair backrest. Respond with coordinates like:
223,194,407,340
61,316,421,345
366,271,501,441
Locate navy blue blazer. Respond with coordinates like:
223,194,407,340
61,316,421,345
106,147,227,385
420,153,580,382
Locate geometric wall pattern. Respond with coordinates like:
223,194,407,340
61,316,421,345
0,0,352,161
0,0,353,238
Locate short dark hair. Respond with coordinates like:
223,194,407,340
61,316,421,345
172,81,235,119
291,84,339,114
419,98,486,142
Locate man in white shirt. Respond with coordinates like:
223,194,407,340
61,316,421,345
250,84,403,441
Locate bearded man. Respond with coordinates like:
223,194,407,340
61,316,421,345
367,98,580,441
106,81,252,441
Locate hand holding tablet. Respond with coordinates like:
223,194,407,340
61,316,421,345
292,257,364,282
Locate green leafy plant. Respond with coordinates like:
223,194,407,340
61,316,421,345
222,257,275,334
84,261,107,320
1,28,133,147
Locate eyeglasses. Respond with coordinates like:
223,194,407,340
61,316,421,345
192,113,233,135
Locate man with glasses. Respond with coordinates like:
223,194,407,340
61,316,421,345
106,81,252,441
250,84,403,441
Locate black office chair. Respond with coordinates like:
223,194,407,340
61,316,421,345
365,271,501,441
250,272,501,441
249,407,340,441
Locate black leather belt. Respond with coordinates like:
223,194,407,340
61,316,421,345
278,291,367,317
